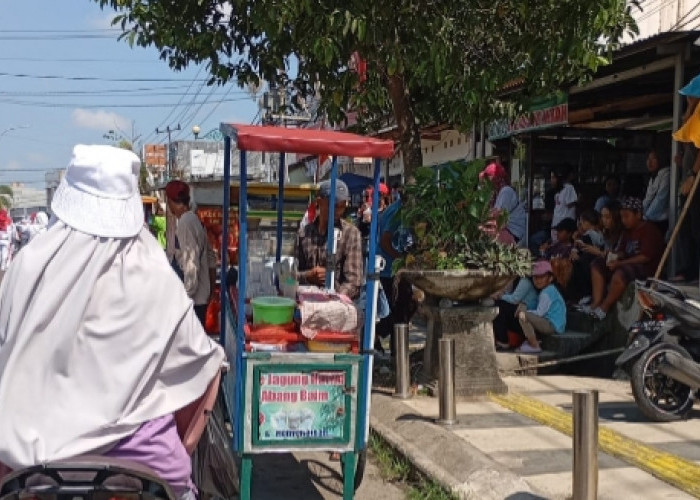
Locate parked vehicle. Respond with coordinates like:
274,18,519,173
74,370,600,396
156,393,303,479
615,278,700,422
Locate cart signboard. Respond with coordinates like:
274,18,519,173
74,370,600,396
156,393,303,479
249,362,358,450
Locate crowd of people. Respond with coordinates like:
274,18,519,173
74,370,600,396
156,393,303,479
0,209,49,284
491,74,700,353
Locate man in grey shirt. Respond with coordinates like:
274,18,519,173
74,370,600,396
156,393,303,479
165,180,217,325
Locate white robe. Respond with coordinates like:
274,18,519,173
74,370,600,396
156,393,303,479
0,221,224,469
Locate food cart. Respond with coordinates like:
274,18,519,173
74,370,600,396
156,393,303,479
217,124,394,499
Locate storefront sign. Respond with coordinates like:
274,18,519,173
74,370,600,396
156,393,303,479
488,93,569,141
256,369,350,443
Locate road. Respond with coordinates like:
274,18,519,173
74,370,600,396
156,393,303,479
251,450,406,499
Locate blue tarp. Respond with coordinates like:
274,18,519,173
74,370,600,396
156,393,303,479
339,172,374,195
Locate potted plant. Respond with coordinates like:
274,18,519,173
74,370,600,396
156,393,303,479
394,158,531,302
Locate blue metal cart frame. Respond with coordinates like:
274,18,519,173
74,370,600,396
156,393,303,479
216,124,394,499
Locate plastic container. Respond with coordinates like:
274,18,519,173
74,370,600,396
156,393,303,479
251,296,296,325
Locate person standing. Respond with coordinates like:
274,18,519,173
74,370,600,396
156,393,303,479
296,179,363,300
594,175,621,213
551,166,578,242
0,145,224,495
642,149,671,237
672,79,700,283
479,161,526,244
165,180,216,325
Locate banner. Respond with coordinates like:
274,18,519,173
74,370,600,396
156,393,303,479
488,92,569,141
256,370,349,443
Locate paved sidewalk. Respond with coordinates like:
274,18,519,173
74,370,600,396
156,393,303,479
370,375,700,499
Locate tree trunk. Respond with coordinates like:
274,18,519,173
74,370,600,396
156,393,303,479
386,74,423,179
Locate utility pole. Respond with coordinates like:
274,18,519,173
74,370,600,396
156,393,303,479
156,123,181,179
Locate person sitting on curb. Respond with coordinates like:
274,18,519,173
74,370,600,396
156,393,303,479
515,260,566,354
493,273,540,351
585,197,664,320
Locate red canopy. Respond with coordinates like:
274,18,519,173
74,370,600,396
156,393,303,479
220,124,395,159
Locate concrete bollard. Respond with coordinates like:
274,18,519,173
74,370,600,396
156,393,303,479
437,338,457,425
393,323,411,399
572,390,598,500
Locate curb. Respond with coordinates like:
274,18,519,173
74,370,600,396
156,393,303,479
369,392,543,500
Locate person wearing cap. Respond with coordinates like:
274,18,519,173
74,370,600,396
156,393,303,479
480,161,526,244
0,145,225,495
514,260,566,354
541,217,576,260
296,179,363,299
587,196,664,320
165,180,217,325
642,148,671,236
672,76,700,283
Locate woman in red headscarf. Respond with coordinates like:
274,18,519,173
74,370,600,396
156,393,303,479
479,161,527,245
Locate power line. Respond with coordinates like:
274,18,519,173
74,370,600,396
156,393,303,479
141,66,206,145
0,57,156,63
0,97,253,108
0,85,217,95
0,90,247,98
0,71,210,82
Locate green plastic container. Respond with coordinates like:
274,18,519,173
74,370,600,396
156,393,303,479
251,296,296,325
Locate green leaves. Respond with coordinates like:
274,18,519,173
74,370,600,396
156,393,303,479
92,0,637,178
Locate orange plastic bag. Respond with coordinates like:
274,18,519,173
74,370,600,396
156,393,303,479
205,294,221,335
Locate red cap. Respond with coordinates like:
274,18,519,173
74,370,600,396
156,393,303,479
165,180,189,203
479,162,507,181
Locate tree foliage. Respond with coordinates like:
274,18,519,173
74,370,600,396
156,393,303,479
0,185,13,210
94,0,637,175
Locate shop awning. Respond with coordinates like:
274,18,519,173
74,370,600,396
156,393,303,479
220,124,395,159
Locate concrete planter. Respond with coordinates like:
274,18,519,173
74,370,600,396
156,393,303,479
401,269,512,397
400,269,513,302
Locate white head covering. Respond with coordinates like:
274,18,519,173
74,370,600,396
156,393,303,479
51,145,144,238
0,146,224,469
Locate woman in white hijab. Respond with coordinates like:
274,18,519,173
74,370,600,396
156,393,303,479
0,145,224,497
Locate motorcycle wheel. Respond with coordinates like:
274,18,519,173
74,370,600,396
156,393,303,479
631,343,695,422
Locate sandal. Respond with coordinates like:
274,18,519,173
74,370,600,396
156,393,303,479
516,342,542,354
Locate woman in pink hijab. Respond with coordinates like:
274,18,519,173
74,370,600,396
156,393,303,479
480,161,527,245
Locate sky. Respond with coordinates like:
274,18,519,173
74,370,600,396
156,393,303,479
0,0,261,206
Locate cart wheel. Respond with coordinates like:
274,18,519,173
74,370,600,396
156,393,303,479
353,449,367,492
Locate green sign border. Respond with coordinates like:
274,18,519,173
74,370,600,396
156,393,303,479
251,363,354,447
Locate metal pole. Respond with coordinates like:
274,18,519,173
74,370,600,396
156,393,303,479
393,323,410,399
437,338,457,425
573,390,598,500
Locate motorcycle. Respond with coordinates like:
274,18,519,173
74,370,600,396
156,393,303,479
615,278,700,422
0,457,175,500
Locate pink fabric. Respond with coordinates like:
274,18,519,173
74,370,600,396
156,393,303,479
0,461,10,482
105,414,193,496
175,371,221,455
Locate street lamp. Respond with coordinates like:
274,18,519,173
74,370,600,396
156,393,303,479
0,124,30,141
192,125,201,140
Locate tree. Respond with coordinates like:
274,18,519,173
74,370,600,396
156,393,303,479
0,185,13,211
94,0,637,177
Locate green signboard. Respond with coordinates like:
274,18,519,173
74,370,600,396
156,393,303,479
252,364,353,446
488,92,569,141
